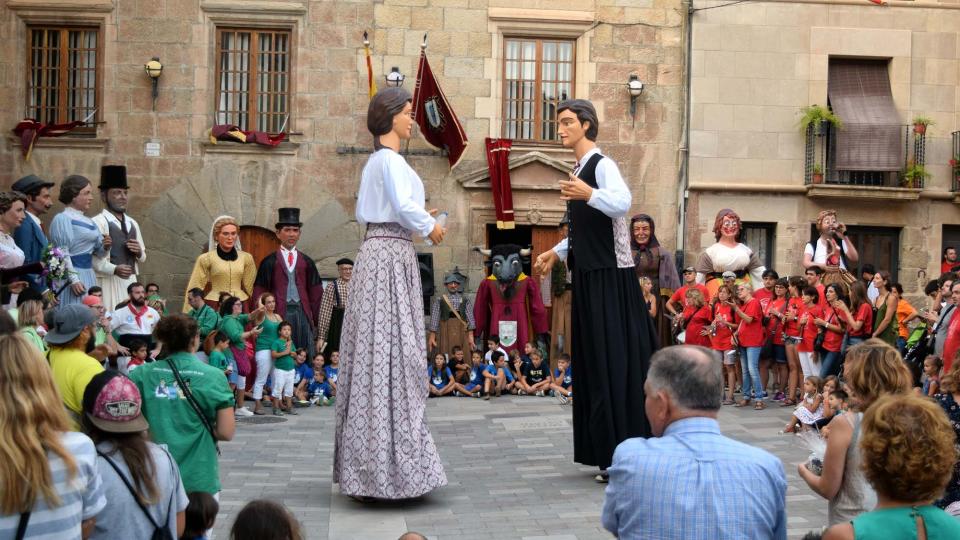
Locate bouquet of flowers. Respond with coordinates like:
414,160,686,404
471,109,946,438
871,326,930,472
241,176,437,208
797,428,827,476
40,243,74,296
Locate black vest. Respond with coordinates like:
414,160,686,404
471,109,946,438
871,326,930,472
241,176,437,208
568,153,616,273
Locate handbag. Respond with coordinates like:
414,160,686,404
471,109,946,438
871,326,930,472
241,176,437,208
97,449,176,540
165,358,222,455
230,345,251,377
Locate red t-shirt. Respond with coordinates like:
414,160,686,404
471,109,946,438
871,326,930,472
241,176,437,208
669,284,711,311
685,305,713,347
942,261,956,275
766,298,788,345
737,297,765,347
943,313,960,373
783,298,805,338
845,302,874,337
798,303,821,352
815,283,828,309
754,287,775,307
820,306,843,352
710,304,736,351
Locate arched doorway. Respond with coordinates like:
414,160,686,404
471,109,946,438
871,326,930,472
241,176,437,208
239,225,280,268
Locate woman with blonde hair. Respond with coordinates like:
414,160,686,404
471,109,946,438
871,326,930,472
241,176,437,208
933,357,960,514
0,326,106,537
798,338,911,525
17,298,46,352
182,215,256,312
823,394,960,539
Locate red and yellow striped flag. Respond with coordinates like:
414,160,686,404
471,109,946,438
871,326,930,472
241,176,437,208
363,31,377,99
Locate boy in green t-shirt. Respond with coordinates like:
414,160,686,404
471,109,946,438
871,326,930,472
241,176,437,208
271,322,297,416
208,331,231,380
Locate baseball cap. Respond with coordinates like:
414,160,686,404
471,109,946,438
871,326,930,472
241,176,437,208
722,271,737,279
82,295,102,307
683,266,695,273
82,371,149,434
44,304,97,345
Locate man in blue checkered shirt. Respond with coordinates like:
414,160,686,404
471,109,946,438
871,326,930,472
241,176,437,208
601,345,787,540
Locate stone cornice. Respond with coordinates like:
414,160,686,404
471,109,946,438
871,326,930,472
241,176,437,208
7,0,113,13
200,0,307,16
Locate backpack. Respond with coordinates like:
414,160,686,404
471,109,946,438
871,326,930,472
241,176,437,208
97,449,176,540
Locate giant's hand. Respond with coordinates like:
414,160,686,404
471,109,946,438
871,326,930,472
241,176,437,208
559,172,593,201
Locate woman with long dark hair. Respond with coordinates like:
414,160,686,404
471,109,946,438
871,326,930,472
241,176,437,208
815,283,847,378
218,296,263,417
334,87,447,499
81,371,187,539
871,271,898,347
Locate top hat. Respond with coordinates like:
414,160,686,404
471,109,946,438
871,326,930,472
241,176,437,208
99,165,129,190
276,208,303,229
11,174,55,195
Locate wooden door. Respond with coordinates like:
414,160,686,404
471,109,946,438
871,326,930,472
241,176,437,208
531,225,563,325
239,225,280,268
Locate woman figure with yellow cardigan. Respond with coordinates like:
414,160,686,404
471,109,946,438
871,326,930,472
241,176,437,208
183,215,256,312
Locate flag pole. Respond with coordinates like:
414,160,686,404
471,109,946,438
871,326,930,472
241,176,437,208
363,30,377,100
407,34,428,155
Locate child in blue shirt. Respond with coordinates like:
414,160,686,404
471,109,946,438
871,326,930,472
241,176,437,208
453,350,485,398
324,350,340,399
308,369,333,405
550,353,573,405
428,352,456,397
482,350,515,400
292,349,313,405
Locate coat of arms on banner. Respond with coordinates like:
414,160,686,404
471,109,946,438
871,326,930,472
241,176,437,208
498,320,518,348
424,97,445,131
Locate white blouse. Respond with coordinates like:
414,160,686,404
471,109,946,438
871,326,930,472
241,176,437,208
355,149,436,238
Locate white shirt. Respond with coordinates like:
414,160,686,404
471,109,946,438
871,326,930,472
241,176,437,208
355,149,436,238
804,237,850,270
110,305,161,336
280,246,298,272
27,211,41,227
550,148,632,260
91,210,146,275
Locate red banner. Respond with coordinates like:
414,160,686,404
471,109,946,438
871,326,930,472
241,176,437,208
412,50,468,169
485,138,514,229
208,124,286,147
12,119,84,161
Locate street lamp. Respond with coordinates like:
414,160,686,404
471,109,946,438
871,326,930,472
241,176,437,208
144,57,163,110
627,74,644,127
385,66,405,87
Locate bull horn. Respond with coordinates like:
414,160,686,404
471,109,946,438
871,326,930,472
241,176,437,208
519,248,531,256
474,247,492,256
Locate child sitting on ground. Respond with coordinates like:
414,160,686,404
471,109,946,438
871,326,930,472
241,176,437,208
324,351,340,398
181,491,219,540
508,350,525,382
453,350,485,397
270,322,297,416
518,349,552,396
125,339,149,372
308,369,333,405
292,348,313,405
812,375,840,430
484,336,507,365
551,354,573,405
447,345,470,384
482,350,515,400
522,342,537,364
428,352,456,397
207,332,232,379
784,375,824,433
922,355,943,396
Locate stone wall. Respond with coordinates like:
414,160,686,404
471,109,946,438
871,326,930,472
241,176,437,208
0,0,685,304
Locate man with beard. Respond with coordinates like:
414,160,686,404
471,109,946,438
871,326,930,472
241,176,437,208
253,208,324,358
109,282,161,372
11,174,55,294
802,209,859,293
44,303,104,428
92,165,146,310
317,257,353,362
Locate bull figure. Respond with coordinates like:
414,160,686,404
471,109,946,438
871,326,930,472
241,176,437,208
473,244,549,355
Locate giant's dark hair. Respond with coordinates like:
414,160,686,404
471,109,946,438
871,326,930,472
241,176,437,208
367,87,413,150
557,99,599,141
59,175,91,205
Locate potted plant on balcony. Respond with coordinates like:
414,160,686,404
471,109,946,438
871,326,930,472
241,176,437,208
799,104,842,135
812,164,824,184
901,162,929,189
912,116,934,135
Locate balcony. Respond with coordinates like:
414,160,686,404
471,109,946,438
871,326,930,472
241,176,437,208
804,122,926,201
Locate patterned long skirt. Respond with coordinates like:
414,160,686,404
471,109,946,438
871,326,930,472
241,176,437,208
333,223,447,499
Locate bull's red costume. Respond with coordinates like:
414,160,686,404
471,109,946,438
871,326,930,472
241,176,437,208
474,272,548,354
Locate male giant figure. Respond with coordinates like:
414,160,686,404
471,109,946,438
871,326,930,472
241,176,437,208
253,208,324,358
92,165,146,310
11,174,55,294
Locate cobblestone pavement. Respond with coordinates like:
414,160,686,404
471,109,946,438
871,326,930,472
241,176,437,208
214,395,827,539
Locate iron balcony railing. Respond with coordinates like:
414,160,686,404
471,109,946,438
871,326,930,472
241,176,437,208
952,130,959,192
804,122,926,189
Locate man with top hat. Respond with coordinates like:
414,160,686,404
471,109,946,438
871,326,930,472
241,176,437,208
253,208,324,358
92,165,146,311
428,267,475,355
317,257,353,362
11,173,56,294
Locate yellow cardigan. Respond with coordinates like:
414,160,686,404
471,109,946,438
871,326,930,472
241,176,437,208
182,250,257,312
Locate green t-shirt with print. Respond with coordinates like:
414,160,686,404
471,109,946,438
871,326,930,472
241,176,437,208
272,338,295,371
129,351,234,494
208,349,229,371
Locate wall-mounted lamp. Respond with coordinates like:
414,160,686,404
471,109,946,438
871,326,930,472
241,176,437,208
627,74,644,127
144,57,163,110
385,66,405,87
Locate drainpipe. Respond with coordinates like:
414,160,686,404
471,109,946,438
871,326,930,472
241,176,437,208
676,1,694,268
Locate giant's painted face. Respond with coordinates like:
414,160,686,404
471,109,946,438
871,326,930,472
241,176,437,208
491,253,523,284
720,216,740,239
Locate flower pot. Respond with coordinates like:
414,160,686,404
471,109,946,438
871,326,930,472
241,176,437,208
812,172,824,184
914,123,927,135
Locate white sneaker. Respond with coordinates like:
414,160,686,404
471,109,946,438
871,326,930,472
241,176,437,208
235,407,253,417
536,390,545,397
322,397,330,406
556,393,569,405
518,389,526,396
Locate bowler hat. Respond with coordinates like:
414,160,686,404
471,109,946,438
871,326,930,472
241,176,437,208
275,207,303,229
11,174,55,195
336,258,354,266
99,165,129,190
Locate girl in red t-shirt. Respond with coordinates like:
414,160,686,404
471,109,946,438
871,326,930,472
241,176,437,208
731,284,766,409
834,281,873,348
683,289,713,347
766,280,790,402
798,286,822,379
711,285,739,404
813,284,846,377
777,277,807,405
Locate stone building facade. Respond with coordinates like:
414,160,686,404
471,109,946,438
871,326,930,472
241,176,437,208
688,0,960,297
0,0,685,304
